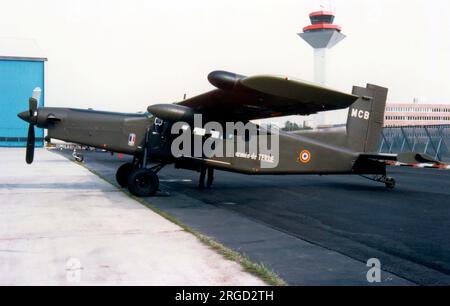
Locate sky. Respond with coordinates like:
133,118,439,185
0,0,449,125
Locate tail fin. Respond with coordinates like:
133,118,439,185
346,84,388,153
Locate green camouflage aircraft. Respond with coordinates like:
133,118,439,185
18,71,430,197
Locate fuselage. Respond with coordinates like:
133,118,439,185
28,107,362,175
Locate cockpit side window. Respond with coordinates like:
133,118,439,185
154,117,164,134
155,117,163,126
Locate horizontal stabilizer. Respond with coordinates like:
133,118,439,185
397,153,441,164
359,153,442,164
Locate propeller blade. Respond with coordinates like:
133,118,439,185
24,90,40,164
26,124,35,164
29,98,38,125
32,87,41,103
29,97,37,113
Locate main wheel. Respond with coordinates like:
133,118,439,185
127,169,159,197
116,163,134,188
385,177,396,189
74,154,84,162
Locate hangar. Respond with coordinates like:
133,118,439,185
0,39,46,147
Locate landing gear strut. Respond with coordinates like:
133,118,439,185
72,149,84,163
207,167,214,189
198,166,214,189
360,174,396,189
115,128,168,197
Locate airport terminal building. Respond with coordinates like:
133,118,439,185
384,103,450,127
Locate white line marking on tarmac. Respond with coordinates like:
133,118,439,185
159,179,192,183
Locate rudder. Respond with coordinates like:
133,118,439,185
346,84,388,153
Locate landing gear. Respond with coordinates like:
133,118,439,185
116,160,166,197
198,166,214,189
116,163,133,187
199,167,206,189
384,177,396,189
116,128,168,197
72,149,84,162
127,168,160,197
360,174,396,189
206,167,214,189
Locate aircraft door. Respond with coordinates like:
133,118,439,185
148,117,172,158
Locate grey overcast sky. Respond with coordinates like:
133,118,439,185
0,0,449,121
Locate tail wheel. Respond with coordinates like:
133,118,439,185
116,163,134,188
385,177,396,189
127,168,159,197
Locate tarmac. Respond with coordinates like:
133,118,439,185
0,148,266,286
62,150,450,286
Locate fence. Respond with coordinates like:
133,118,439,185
380,125,450,162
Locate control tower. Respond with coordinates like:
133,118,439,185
298,10,345,126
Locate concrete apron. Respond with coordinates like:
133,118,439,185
0,148,265,285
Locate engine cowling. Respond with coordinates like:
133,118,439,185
207,70,245,91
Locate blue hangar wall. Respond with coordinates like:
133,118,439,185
0,57,46,147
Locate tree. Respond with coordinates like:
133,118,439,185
282,120,301,132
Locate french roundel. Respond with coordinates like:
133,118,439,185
300,150,311,163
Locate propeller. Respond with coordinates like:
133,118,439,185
18,88,41,164
25,98,37,164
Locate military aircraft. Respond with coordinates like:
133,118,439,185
18,70,429,197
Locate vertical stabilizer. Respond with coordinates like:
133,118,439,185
346,84,388,153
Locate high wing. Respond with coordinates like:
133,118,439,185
177,71,359,122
